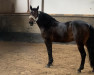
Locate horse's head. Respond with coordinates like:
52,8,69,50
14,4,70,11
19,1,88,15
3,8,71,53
29,6,39,26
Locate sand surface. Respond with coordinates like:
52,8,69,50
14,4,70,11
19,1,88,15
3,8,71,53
0,42,93,75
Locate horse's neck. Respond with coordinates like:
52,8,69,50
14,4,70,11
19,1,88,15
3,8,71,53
36,19,43,29
36,12,43,28
36,12,59,32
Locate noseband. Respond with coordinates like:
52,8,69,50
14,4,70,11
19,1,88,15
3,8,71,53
29,11,40,22
29,15,38,22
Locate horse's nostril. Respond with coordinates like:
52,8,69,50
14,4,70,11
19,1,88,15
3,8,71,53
29,21,33,26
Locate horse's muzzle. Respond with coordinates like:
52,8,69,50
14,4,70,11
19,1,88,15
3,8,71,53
29,21,34,26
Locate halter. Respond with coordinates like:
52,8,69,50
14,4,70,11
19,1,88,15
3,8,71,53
29,11,40,22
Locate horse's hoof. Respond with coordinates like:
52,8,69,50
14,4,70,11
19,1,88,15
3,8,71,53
45,64,50,68
77,69,81,73
45,64,53,68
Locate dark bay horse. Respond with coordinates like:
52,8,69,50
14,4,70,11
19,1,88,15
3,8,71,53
29,6,94,73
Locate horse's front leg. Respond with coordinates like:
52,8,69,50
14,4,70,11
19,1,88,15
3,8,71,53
45,40,53,68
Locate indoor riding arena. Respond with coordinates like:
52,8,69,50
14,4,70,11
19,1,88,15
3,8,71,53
0,0,94,75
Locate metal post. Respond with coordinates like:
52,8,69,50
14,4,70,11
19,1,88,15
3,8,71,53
41,0,44,12
27,0,30,12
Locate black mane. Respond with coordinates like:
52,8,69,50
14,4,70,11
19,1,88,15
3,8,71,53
37,12,58,29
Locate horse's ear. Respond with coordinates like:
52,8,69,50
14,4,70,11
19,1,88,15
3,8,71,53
30,5,32,10
37,6,39,10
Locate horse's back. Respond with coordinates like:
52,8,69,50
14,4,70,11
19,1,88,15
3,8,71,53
51,22,74,42
71,20,90,27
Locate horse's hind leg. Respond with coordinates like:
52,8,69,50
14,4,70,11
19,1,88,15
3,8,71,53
77,43,86,73
45,40,53,68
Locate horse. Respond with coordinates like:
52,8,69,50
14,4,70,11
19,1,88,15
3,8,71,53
29,6,94,73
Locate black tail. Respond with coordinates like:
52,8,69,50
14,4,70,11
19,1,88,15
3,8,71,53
86,25,94,68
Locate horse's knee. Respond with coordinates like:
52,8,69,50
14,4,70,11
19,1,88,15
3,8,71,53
82,52,86,58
